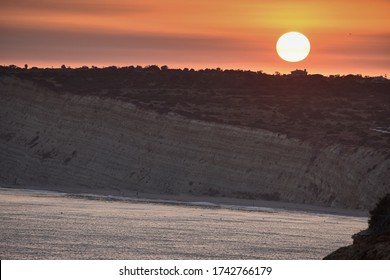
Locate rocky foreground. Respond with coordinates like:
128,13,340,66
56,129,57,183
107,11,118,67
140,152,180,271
324,194,390,259
0,66,389,210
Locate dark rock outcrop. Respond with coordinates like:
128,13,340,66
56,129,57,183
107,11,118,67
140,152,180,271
324,194,390,259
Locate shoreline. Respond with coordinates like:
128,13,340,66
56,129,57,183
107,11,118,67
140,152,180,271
0,185,368,218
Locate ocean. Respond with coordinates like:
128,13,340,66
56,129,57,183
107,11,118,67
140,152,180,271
0,188,367,259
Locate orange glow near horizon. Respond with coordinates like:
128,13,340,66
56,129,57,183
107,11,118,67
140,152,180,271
0,0,389,76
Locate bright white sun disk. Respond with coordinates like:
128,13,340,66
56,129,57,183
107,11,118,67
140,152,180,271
276,32,310,62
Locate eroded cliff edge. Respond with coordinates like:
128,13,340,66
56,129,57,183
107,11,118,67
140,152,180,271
1,76,389,209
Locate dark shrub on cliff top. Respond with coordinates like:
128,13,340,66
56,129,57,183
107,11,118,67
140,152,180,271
368,193,390,231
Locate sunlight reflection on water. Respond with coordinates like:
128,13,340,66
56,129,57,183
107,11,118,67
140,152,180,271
0,189,367,259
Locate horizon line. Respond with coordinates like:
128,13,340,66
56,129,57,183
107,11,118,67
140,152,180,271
1,64,388,79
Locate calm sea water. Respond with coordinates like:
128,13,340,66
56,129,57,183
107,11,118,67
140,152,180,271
0,188,367,259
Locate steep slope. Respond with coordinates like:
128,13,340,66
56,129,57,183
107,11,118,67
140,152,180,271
1,76,389,209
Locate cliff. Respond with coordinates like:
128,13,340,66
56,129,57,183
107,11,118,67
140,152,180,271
0,74,389,209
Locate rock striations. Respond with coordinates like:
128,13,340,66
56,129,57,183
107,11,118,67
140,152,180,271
324,194,390,259
0,76,389,210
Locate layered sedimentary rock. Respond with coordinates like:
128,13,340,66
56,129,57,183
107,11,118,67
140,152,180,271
0,76,389,209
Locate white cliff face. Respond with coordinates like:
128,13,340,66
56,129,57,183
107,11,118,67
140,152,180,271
1,77,389,209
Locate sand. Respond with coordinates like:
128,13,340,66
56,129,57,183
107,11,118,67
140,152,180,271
0,184,367,217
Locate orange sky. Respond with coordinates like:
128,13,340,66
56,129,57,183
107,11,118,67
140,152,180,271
1,0,389,76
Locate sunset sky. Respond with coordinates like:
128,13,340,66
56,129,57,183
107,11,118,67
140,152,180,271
1,0,389,76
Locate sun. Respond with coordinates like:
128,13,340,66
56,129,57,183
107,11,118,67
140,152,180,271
276,32,310,62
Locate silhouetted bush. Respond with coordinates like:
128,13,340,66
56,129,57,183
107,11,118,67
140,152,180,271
368,193,390,231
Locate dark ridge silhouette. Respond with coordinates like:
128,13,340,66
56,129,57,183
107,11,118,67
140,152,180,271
324,193,390,259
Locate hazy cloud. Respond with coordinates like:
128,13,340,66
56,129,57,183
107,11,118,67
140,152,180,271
320,33,390,58
0,26,252,51
0,26,258,66
0,0,146,15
